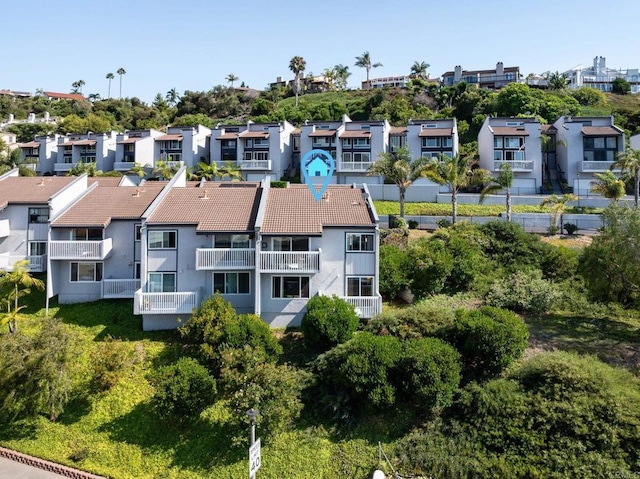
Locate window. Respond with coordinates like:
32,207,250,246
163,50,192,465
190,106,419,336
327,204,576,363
148,272,176,292
29,242,47,256
71,262,103,282
342,152,371,163
347,276,374,297
353,138,370,148
134,262,141,279
28,207,49,224
221,140,236,148
504,137,523,149
215,234,250,249
583,136,618,162
346,233,374,252
72,228,103,241
422,137,441,148
135,224,142,241
214,272,250,294
273,237,309,251
272,276,309,298
148,231,176,249
390,136,406,152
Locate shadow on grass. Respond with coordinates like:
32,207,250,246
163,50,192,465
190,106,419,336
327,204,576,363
97,401,243,471
0,418,38,441
57,395,93,426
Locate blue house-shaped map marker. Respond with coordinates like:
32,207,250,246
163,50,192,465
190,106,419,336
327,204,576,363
301,149,335,201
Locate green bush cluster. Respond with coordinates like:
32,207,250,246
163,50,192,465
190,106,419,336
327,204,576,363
301,295,359,352
485,268,561,315
91,335,141,392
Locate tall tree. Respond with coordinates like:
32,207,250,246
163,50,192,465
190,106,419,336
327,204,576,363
548,71,567,90
541,193,577,234
612,148,640,207
410,61,430,80
354,51,383,84
289,56,306,107
165,88,179,107
333,64,351,90
226,74,239,88
0,259,45,333
106,72,114,99
116,67,126,99
367,147,430,218
423,154,486,224
590,170,626,201
479,163,515,222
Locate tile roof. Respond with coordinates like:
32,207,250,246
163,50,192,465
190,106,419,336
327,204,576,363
147,184,261,232
52,185,165,228
0,176,76,209
491,127,529,136
117,137,142,144
582,126,621,136
156,134,183,141
541,125,558,133
340,130,371,138
44,91,86,101
309,130,337,137
262,185,375,235
241,131,270,139
87,177,123,187
216,133,239,140
19,141,40,148
73,139,97,146
389,127,408,135
418,128,453,137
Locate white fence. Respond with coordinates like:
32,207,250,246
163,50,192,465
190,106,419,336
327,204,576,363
49,238,112,260
134,290,199,315
260,251,320,272
342,295,382,318
196,248,255,270
103,279,140,298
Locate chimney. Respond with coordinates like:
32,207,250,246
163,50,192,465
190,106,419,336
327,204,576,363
496,62,504,77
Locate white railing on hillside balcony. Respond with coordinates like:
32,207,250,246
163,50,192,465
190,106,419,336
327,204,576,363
0,254,46,272
493,160,534,172
49,238,112,260
342,295,382,318
580,161,616,172
54,163,75,172
260,251,320,272
134,290,199,315
196,248,255,270
239,160,271,170
339,161,373,172
114,161,136,171
103,279,140,298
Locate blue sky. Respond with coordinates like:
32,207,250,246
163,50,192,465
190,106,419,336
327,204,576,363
6,0,640,103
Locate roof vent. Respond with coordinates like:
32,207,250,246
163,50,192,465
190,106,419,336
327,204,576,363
132,189,140,197
322,191,330,201
38,178,45,186
200,189,209,199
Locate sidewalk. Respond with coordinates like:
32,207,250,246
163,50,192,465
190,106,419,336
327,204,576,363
0,447,105,479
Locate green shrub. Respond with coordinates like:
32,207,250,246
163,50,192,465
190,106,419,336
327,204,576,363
150,357,217,421
408,238,454,299
538,243,579,281
379,244,412,299
436,218,452,229
301,295,359,352
564,223,578,235
442,306,528,379
478,220,542,271
397,338,461,411
407,219,419,229
485,268,560,314
270,180,287,188
91,335,141,392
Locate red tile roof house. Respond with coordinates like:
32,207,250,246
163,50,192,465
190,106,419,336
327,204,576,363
136,167,381,330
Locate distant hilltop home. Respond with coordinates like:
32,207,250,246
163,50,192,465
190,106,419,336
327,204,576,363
562,56,640,94
44,91,86,101
441,62,521,89
0,89,32,98
268,74,332,94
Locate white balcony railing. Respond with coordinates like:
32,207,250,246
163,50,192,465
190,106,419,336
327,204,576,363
260,251,320,272
196,248,255,270
0,219,9,238
339,161,374,172
103,279,140,298
239,160,271,170
23,163,38,171
342,295,382,319
581,161,616,172
114,161,136,171
54,163,75,172
165,161,184,169
0,254,46,272
493,160,534,172
134,289,200,315
49,238,112,260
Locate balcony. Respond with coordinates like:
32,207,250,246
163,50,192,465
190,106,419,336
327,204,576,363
339,161,373,172
0,219,9,238
114,161,136,171
49,238,112,260
580,161,616,172
342,295,382,319
260,251,320,273
240,160,271,170
196,248,255,270
103,279,140,299
22,163,38,171
493,160,534,172
134,289,200,315
165,161,184,169
54,163,75,173
0,254,47,273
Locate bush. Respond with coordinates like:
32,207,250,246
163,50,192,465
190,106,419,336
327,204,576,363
397,338,461,411
301,295,359,352
408,238,454,299
485,268,560,314
150,357,217,421
91,335,141,392
436,218,452,229
379,244,412,299
408,219,419,229
442,306,529,379
179,294,282,370
564,223,578,235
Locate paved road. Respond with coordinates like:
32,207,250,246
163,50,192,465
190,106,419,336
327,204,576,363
0,456,67,478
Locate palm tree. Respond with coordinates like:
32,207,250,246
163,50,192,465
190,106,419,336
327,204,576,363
479,163,515,222
289,56,306,107
194,161,242,181
548,71,567,90
410,61,430,80
127,162,147,179
423,154,486,224
612,148,640,206
354,51,383,85
367,147,430,218
333,64,351,90
88,93,101,103
226,74,239,88
541,193,578,234
590,170,626,201
106,72,114,99
0,259,45,333
165,88,179,107
153,160,178,180
116,67,126,99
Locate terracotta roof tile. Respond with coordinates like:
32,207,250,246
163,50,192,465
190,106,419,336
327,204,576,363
389,127,408,135
44,91,86,101
340,130,371,139
216,132,239,140
19,141,40,148
73,139,97,146
156,134,183,141
262,185,375,235
0,176,77,209
51,185,165,228
541,125,557,133
418,128,453,137
147,184,261,232
491,127,529,136
87,177,123,187
309,130,336,137
117,137,142,144
582,126,621,136
241,131,270,139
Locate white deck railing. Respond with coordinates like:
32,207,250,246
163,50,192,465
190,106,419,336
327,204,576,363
240,160,271,170
0,254,46,272
114,161,136,171
49,238,112,260
103,279,140,298
54,163,75,172
260,251,320,272
342,295,382,318
338,162,373,172
196,248,255,270
134,290,199,315
493,160,534,172
581,161,616,172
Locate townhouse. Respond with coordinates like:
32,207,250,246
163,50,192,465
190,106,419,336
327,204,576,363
154,124,211,170
441,62,521,89
18,134,61,175
563,56,640,94
0,170,87,273
405,118,459,160
631,133,640,151
114,129,164,173
54,131,118,175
